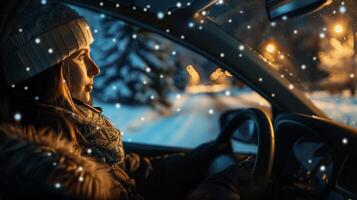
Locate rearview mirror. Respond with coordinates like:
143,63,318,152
266,0,331,21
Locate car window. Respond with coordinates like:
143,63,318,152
207,0,357,128
71,5,270,150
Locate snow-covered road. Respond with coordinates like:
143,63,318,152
96,89,267,152
95,89,357,153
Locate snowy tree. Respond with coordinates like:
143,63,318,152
91,16,188,109
318,31,357,95
317,0,357,95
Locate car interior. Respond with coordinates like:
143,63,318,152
2,0,357,199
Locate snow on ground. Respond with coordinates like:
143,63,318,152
95,88,357,153
308,91,357,127
95,88,267,153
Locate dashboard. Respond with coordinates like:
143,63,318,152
274,114,357,199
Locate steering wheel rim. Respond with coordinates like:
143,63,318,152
216,108,275,192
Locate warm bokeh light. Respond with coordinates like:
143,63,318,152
186,64,200,85
334,24,344,34
266,44,276,53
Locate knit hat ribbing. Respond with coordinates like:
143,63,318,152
1,1,93,84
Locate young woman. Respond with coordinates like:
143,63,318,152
0,1,246,200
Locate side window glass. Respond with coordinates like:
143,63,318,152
72,5,271,149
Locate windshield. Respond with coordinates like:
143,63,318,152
207,0,357,127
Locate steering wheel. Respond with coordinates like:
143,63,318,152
210,108,275,196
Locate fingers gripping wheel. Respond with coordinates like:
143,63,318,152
216,108,275,194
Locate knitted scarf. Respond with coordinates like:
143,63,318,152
38,100,125,166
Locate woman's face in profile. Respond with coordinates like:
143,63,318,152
64,47,101,105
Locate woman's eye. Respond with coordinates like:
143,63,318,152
79,54,86,60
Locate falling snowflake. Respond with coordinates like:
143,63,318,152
87,148,92,154
54,182,61,189
339,6,346,14
288,84,294,90
320,165,326,172
14,113,22,121
342,138,348,144
208,109,214,115
157,12,164,19
319,33,325,38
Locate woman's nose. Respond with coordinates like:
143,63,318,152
88,58,101,77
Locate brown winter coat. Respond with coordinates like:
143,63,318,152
0,100,229,199
0,123,129,199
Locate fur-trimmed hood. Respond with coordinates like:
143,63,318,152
0,123,127,199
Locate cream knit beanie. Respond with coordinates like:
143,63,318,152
1,1,93,84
